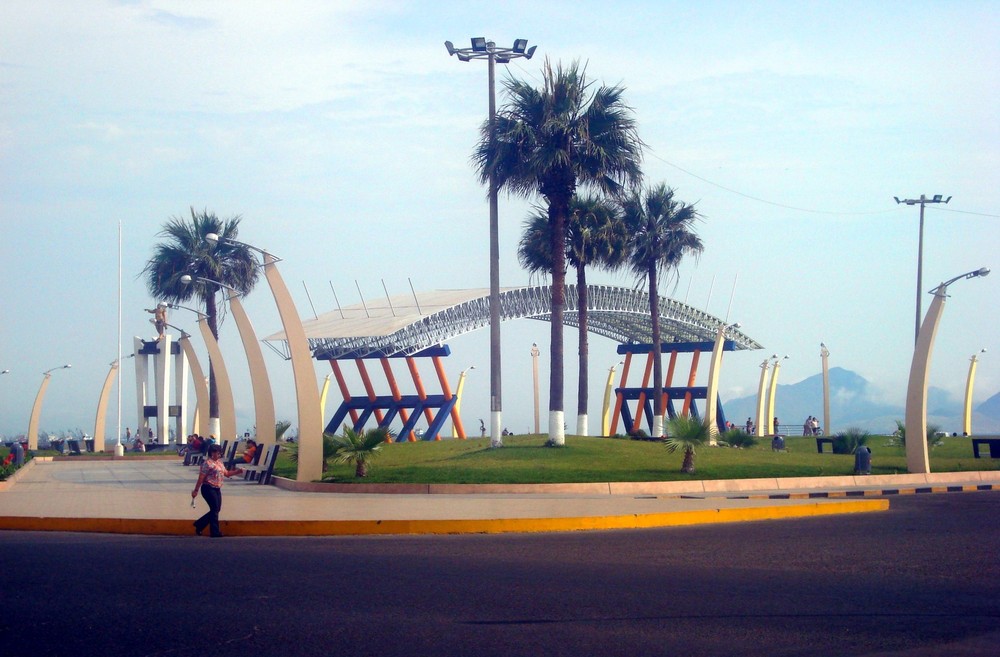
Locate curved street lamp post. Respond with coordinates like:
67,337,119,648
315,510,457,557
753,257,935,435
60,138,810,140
205,233,323,482
905,267,990,473
705,322,740,442
27,364,71,450
963,349,987,437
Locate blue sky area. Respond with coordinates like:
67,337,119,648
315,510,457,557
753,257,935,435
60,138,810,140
1,0,998,438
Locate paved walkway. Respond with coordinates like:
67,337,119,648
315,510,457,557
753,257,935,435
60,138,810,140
1,457,996,537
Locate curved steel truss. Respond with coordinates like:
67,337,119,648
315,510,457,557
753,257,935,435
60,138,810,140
265,285,763,360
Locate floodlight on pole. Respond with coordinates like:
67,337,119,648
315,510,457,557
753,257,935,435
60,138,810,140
905,266,989,473
894,194,952,345
445,36,537,448
205,232,322,482
27,364,71,450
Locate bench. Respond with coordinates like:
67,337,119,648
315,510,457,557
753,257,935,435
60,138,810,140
816,437,834,453
241,444,280,485
972,438,1000,459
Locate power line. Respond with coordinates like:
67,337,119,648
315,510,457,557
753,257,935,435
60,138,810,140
646,148,896,216
937,207,1000,218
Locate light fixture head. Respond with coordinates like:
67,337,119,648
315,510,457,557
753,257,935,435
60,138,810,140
63,364,72,369
933,194,943,202
731,322,741,329
471,37,487,52
180,274,192,285
444,40,456,56
205,232,219,246
820,342,826,348
456,53,471,62
975,267,990,278
525,45,537,59
1,369,9,374
512,38,527,53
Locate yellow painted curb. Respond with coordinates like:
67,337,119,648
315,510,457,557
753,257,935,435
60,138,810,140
0,499,888,537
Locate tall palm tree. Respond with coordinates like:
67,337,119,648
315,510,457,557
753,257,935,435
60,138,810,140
475,59,643,446
621,184,704,437
142,208,259,434
518,194,630,436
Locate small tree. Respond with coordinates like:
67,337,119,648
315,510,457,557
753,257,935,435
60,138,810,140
327,425,388,478
891,420,942,449
664,415,710,474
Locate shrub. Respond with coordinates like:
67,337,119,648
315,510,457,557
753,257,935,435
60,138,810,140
629,429,650,441
889,420,943,449
720,429,758,449
833,427,870,454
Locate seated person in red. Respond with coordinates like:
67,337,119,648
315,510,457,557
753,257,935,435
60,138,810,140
241,439,258,464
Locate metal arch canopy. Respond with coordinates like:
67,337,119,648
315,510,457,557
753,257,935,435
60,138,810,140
263,285,764,360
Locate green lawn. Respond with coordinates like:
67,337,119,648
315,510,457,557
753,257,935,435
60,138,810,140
271,434,1000,484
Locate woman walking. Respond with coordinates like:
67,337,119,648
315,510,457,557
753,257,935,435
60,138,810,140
191,444,243,537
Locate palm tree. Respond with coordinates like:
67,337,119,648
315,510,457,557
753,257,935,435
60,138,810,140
518,194,630,436
327,425,389,478
142,208,259,435
664,414,710,474
621,184,704,438
475,59,643,446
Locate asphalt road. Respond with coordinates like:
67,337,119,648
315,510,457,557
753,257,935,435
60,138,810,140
2,493,998,657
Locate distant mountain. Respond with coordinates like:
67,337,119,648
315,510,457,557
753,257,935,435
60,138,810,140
721,367,1000,435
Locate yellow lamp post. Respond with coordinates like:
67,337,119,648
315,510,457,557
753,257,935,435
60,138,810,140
27,364,71,450
905,267,989,473
705,322,740,442
452,366,475,438
754,359,770,438
963,349,986,437
602,361,624,437
820,343,831,436
766,355,789,435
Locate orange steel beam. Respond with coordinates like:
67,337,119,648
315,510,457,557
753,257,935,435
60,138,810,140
609,352,632,436
662,350,679,418
681,350,702,416
406,357,435,425
381,357,415,441
355,359,385,425
631,353,655,433
432,356,464,440
330,361,359,425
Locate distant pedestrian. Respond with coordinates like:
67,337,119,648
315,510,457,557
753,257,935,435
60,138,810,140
773,417,780,435
811,417,820,435
746,417,753,433
191,444,244,538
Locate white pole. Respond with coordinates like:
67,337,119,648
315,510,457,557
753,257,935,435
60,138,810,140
116,220,123,452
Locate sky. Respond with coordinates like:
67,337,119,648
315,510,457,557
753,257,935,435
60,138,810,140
1,0,998,440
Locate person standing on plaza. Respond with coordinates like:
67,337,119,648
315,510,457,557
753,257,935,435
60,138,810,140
191,444,243,538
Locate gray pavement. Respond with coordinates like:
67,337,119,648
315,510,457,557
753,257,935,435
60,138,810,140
1,456,996,536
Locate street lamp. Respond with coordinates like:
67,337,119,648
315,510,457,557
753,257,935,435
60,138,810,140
820,343,831,436
705,322,740,442
754,358,770,437
170,302,237,442
446,37,537,449
93,354,133,453
964,349,987,437
767,355,789,435
602,360,624,437
205,232,323,482
27,364,71,450
452,365,475,438
181,274,275,445
894,194,952,345
905,266,990,473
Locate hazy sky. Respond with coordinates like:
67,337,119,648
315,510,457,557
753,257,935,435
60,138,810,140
1,0,998,439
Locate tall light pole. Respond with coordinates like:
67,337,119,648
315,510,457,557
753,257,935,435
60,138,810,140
820,343,831,436
705,322,740,442
530,343,541,434
452,366,475,438
94,354,133,453
963,349,987,437
182,274,275,446
446,37,537,448
767,355,789,435
905,267,989,473
27,364,71,449
894,194,951,345
206,233,323,482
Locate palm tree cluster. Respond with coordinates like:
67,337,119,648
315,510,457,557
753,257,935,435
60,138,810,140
478,58,704,445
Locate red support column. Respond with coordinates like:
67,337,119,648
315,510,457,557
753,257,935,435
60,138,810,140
681,350,702,416
406,357,435,425
355,359,385,426
330,360,359,425
432,356,464,440
631,353,655,433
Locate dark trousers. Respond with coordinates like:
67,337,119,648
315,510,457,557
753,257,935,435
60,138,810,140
195,484,223,536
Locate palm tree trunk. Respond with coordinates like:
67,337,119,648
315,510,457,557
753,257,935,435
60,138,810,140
576,264,588,436
681,446,695,474
204,290,220,425
648,264,663,438
356,460,367,478
548,200,568,446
